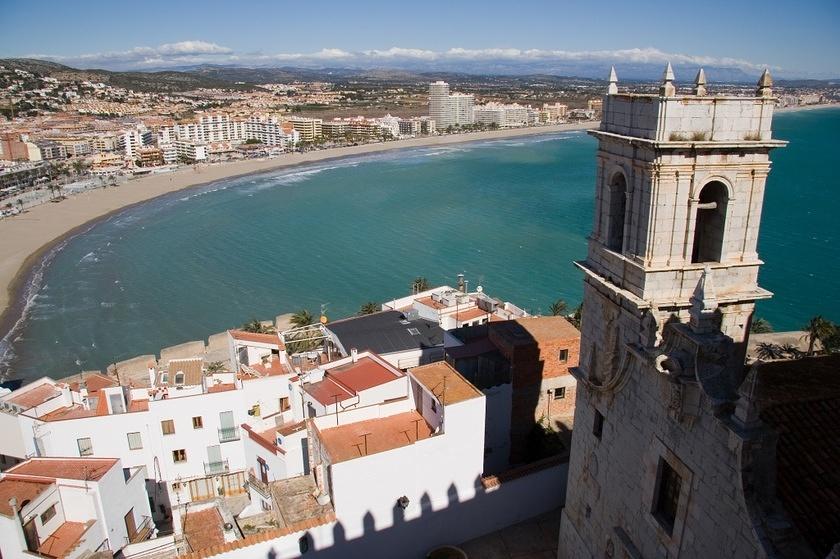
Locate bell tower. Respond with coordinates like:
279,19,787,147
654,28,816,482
558,66,787,559
577,65,784,384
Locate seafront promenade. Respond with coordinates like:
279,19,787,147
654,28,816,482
0,122,596,333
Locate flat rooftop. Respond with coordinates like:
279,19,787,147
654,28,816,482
326,310,444,355
319,410,433,463
411,361,483,406
491,316,580,346
270,475,334,528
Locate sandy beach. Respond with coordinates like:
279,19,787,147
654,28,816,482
0,122,597,338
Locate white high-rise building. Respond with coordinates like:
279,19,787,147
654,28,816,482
429,81,474,129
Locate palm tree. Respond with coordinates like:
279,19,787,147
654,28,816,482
750,317,773,334
411,277,429,294
290,309,314,328
780,344,803,359
755,342,785,361
206,361,227,374
241,319,275,334
568,303,583,329
802,316,834,356
549,299,568,317
71,159,90,176
359,302,379,315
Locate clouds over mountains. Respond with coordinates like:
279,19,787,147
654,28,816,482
25,41,778,79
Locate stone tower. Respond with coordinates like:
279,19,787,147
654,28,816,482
558,67,790,558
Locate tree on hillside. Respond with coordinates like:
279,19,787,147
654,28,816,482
359,302,379,315
750,317,773,334
549,299,568,317
291,309,314,328
802,315,835,356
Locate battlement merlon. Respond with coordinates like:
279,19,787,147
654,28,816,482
593,93,785,145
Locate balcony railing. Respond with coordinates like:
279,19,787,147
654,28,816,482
204,459,229,475
127,515,153,544
218,426,240,443
247,472,271,500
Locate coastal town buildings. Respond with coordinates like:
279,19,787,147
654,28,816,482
556,67,840,559
0,457,154,558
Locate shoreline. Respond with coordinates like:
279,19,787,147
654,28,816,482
0,122,596,354
775,102,840,113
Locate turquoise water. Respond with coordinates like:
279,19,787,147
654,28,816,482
4,109,839,380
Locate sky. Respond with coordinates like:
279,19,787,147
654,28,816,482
1,0,838,78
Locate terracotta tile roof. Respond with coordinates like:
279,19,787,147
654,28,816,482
37,520,90,559
128,399,149,412
166,358,203,387
455,307,490,322
304,356,403,406
756,354,840,556
278,420,306,436
243,424,282,455
0,478,53,516
184,508,225,553
8,458,118,482
207,383,235,393
7,383,62,409
318,410,433,463
415,296,448,310
39,405,99,421
410,361,483,405
229,329,284,349
80,373,119,394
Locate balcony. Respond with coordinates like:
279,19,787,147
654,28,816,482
218,426,240,443
127,515,153,545
204,459,229,476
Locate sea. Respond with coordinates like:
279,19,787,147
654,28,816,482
2,108,839,382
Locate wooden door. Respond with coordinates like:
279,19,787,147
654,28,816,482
23,518,38,552
124,508,137,539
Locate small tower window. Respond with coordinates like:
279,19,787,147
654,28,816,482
691,181,728,263
606,172,627,252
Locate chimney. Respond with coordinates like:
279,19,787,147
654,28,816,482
457,274,465,293
351,348,358,362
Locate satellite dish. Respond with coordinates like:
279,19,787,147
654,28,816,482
476,286,483,293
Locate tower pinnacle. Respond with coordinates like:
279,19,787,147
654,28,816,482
608,66,618,95
756,68,773,97
693,68,707,96
660,62,676,96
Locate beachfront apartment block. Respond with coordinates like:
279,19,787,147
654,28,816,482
175,139,208,162
0,457,154,558
287,117,323,142
429,81,475,128
473,103,535,128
